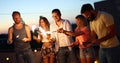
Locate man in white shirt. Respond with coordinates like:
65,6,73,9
50,9,77,63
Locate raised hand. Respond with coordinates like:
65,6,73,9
57,28,64,33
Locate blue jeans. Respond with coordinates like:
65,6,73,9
57,47,78,63
99,46,120,63
15,49,36,63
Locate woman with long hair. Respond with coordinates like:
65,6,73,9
33,16,55,63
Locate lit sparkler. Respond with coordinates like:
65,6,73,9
38,27,46,36
16,35,19,38
31,25,57,39
31,25,38,33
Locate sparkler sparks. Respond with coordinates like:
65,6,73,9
16,35,19,38
31,25,57,38
31,25,38,33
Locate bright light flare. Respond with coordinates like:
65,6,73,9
94,60,98,63
6,57,10,61
38,27,47,37
34,49,37,52
31,25,38,33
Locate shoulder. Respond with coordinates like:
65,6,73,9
100,11,113,19
83,26,90,32
8,26,14,33
24,24,30,27
24,24,30,30
99,11,114,25
62,19,71,24
63,19,70,22
9,25,14,30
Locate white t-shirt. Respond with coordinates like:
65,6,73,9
90,11,119,48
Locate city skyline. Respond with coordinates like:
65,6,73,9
0,0,103,34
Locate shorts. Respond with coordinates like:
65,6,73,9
41,46,55,57
80,47,95,58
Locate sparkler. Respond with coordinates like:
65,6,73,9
38,26,46,36
15,34,22,41
31,25,56,38
31,25,57,34
16,35,19,38
31,25,38,33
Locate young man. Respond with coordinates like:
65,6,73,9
50,9,78,63
81,3,120,63
8,11,35,63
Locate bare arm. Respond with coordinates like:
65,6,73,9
93,24,117,44
33,36,41,43
90,31,97,42
33,33,42,43
69,38,79,47
58,28,83,37
64,30,83,37
7,27,13,44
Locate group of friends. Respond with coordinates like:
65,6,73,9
7,3,120,63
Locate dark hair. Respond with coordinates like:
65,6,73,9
39,16,50,31
12,11,21,17
75,15,88,26
81,3,94,13
52,9,61,16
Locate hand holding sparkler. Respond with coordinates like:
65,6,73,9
57,28,64,33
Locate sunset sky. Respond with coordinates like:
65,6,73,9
0,0,103,34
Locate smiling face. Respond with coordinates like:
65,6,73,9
39,17,50,31
40,19,46,27
52,12,61,22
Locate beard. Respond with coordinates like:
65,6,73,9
89,14,95,21
15,21,20,24
15,20,21,24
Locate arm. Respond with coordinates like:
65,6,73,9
57,26,83,37
33,35,41,43
74,38,79,45
49,33,56,43
69,38,79,47
7,27,13,44
63,29,83,37
94,13,117,44
22,25,31,42
57,20,84,36
93,24,117,44
50,24,56,42
90,31,97,42
48,38,55,43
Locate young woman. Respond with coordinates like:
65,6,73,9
33,16,55,63
58,15,95,63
